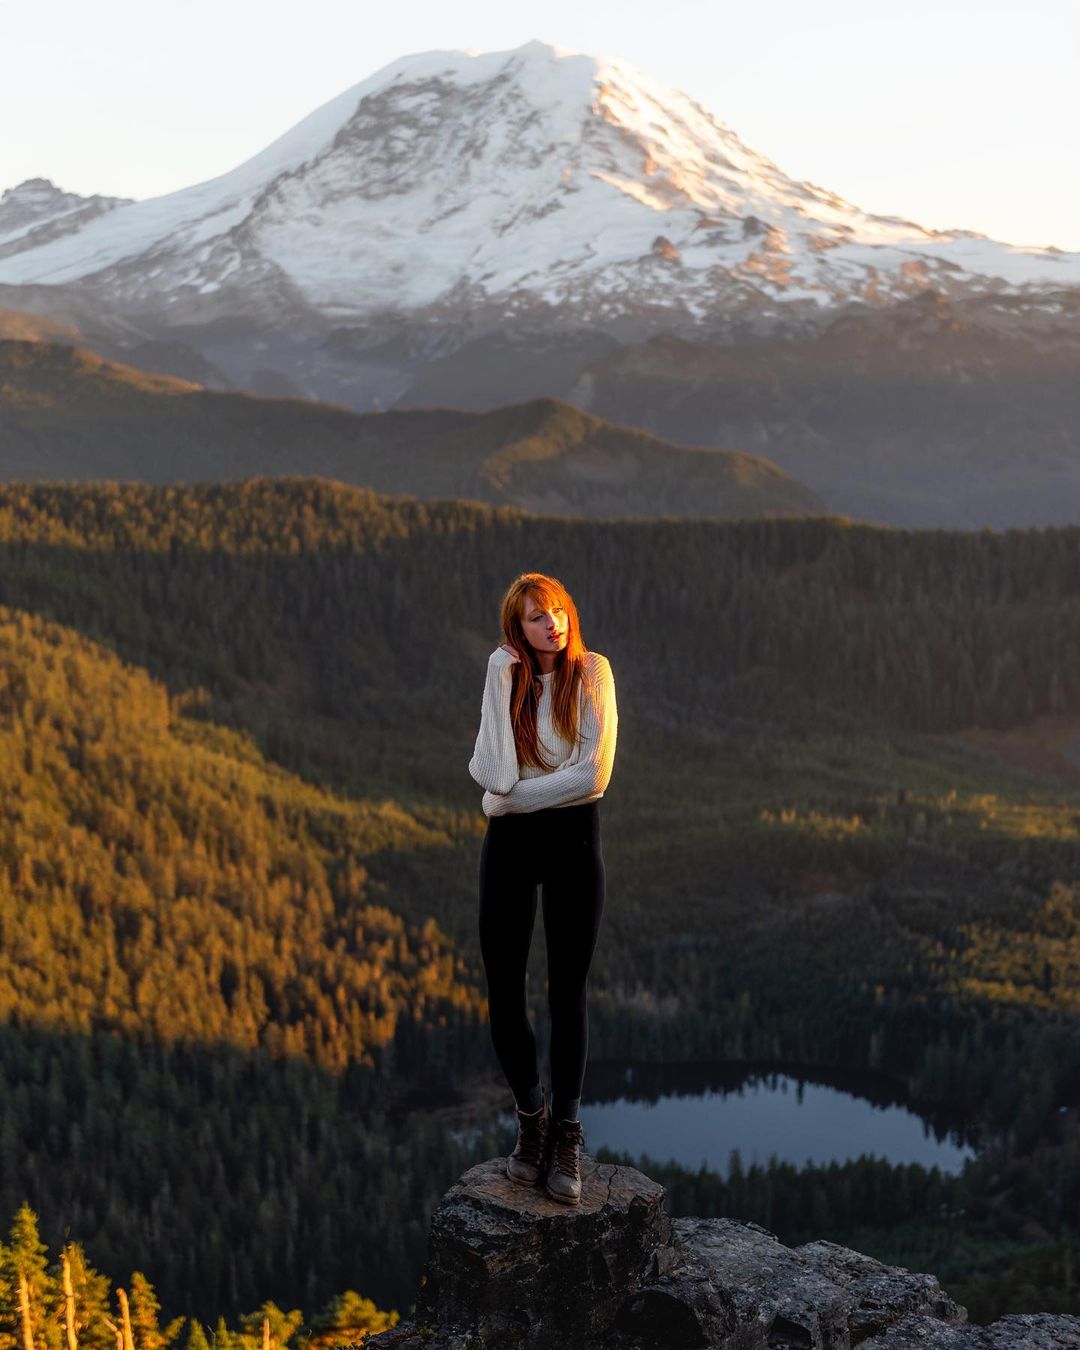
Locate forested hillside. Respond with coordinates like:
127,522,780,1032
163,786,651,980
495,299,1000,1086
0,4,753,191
0,603,478,1065
1,478,1079,1325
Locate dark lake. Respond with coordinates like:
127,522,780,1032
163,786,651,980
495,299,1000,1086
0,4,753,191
494,1060,978,1177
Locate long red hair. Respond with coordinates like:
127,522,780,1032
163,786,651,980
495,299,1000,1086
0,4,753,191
497,572,599,771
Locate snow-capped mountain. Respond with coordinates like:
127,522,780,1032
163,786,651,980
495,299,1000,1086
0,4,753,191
0,38,1076,335
0,178,133,262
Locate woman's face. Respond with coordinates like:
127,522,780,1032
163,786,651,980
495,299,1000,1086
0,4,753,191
520,592,568,657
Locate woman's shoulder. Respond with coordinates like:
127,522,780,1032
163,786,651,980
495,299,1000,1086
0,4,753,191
582,650,614,683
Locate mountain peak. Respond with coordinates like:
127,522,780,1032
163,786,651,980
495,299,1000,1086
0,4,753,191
0,43,1075,326
0,176,134,246
3,176,65,200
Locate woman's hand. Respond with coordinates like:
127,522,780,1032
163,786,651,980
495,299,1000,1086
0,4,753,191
488,643,520,673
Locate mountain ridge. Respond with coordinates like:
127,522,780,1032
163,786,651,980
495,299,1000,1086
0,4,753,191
0,336,823,521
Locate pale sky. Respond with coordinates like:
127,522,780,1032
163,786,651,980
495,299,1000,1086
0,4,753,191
2,0,1077,251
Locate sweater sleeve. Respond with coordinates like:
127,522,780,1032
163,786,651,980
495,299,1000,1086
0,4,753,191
483,654,617,815
468,648,521,795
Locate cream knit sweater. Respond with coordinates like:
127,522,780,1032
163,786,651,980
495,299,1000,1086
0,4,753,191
468,648,618,816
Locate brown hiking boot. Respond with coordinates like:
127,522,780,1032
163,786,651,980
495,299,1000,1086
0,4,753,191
545,1117,585,1204
506,1095,550,1186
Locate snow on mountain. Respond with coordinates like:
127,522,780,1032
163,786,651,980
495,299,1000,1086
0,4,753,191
0,39,1075,328
0,178,133,259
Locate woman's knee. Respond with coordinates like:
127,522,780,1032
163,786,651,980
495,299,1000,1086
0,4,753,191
547,976,588,1019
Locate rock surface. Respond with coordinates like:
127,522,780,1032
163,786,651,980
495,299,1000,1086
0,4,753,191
609,1218,965,1348
859,1314,1080,1347
368,1148,1080,1349
379,1152,671,1348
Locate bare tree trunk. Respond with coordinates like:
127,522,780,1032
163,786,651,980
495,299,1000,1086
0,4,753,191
117,1288,136,1350
18,1270,35,1350
60,1249,79,1350
102,1315,123,1350
262,1318,270,1350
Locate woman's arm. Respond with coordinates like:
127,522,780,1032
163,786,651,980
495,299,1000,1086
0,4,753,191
483,654,617,815
468,647,521,795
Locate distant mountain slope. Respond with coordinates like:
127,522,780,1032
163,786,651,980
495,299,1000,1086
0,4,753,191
0,302,236,390
0,338,824,520
0,302,84,343
570,290,1080,528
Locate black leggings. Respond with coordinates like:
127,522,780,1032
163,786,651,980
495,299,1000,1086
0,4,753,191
478,800,606,1120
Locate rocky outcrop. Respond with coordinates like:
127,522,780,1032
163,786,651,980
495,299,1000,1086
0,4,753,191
369,1150,1080,1349
613,1218,963,1348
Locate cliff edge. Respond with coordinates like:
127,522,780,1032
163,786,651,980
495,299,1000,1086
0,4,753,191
369,1148,1080,1349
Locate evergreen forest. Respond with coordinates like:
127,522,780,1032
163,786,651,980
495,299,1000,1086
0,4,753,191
2,478,1080,1333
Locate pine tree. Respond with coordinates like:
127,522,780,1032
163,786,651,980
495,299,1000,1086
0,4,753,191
54,1243,113,1350
208,1316,235,1350
307,1290,400,1347
0,1206,61,1350
127,1274,184,1350
179,1323,209,1350
236,1304,303,1350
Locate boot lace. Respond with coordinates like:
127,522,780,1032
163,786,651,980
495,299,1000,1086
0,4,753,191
551,1118,585,1177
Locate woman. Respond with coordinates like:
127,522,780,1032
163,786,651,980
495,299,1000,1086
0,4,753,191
468,571,618,1205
